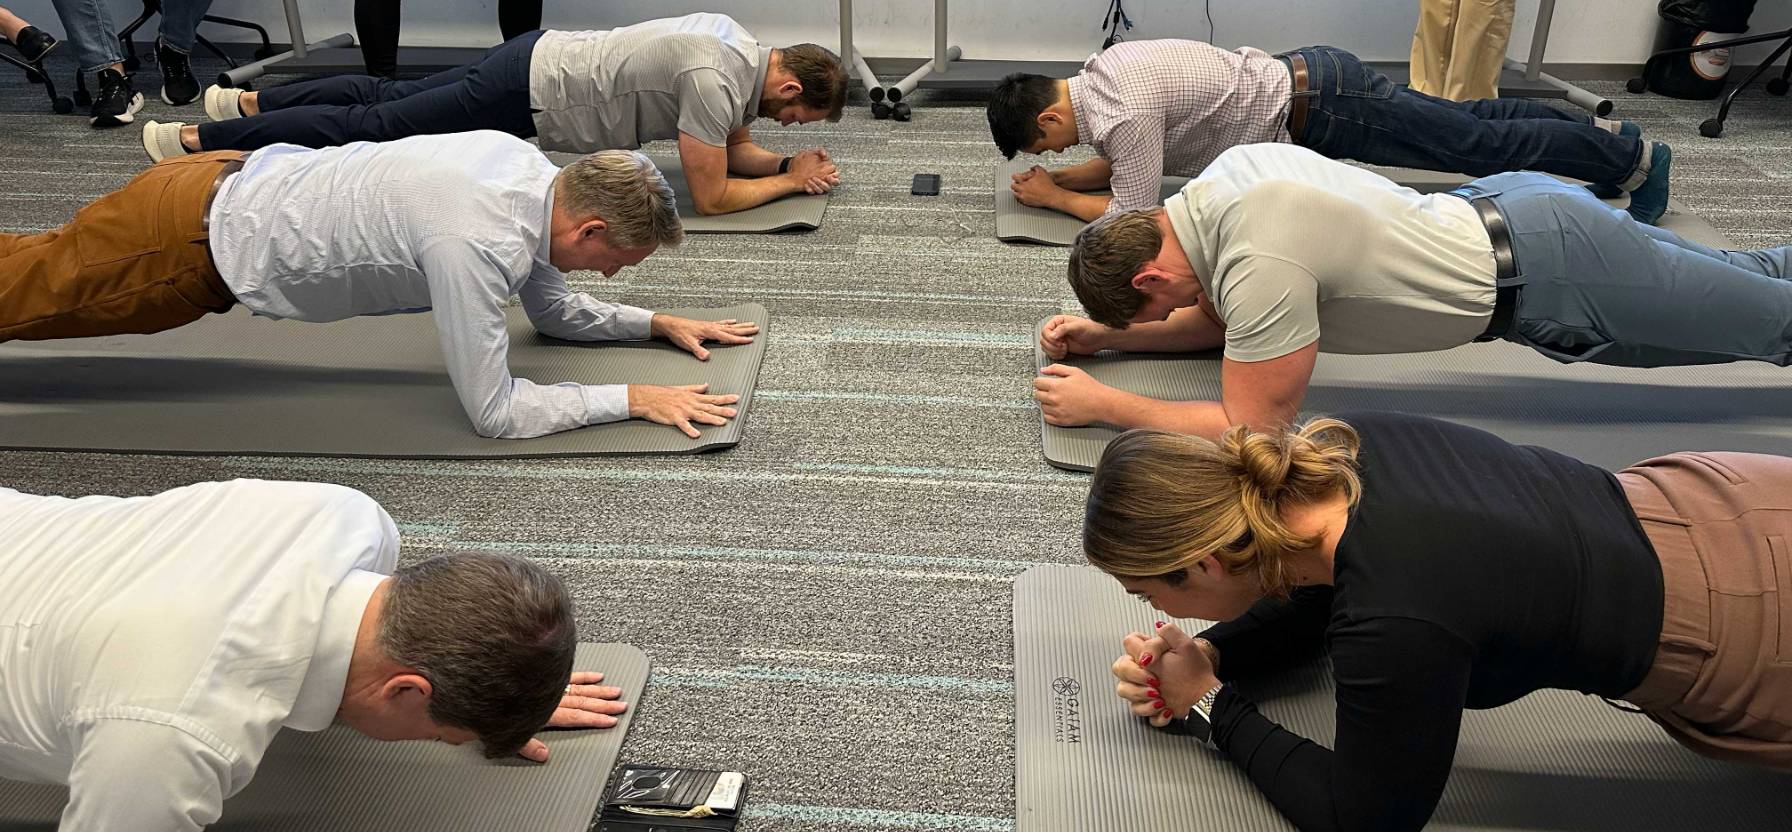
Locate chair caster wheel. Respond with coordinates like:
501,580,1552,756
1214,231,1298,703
53,96,74,114
1699,118,1723,138
870,100,891,119
1625,77,1647,94
892,102,912,122
1768,77,1789,96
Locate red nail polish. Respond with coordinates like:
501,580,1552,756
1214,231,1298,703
1147,688,1159,698
1155,621,1166,629
1152,699,1165,709
1160,709,1173,718
1139,653,1153,667
1149,677,1160,686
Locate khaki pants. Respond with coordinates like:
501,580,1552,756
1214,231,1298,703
1619,453,1792,769
0,152,244,343
1409,0,1514,101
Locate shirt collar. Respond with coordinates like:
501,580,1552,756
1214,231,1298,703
535,180,557,269
1163,189,1215,300
746,47,772,124
285,570,387,732
1067,75,1093,146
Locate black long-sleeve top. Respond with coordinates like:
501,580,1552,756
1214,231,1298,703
1198,411,1664,831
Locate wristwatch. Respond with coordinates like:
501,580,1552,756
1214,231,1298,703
1180,683,1225,749
778,156,793,174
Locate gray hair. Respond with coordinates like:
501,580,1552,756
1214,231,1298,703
555,150,686,250
378,552,577,758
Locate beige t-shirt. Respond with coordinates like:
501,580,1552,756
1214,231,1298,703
1162,144,1499,362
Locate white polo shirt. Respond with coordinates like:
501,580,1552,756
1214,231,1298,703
0,480,399,831
1163,143,1498,362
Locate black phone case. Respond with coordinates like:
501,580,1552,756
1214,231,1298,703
911,173,941,196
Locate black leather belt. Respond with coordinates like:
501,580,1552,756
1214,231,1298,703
1451,191,1520,342
1277,53,1313,142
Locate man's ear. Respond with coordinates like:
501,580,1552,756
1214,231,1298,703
778,79,804,99
578,218,608,240
1130,265,1169,295
1036,110,1064,131
380,673,433,706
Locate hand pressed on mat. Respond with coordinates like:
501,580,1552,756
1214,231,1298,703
1111,623,1221,728
627,383,740,438
518,671,631,763
787,148,840,195
1038,314,1114,360
651,314,760,361
1033,364,1125,427
1011,165,1072,209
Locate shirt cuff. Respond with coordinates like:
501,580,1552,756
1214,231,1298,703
584,383,631,425
617,305,655,341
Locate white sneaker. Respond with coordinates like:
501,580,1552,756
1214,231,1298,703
203,84,246,122
141,120,192,163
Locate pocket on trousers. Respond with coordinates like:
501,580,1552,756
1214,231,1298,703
1324,49,1395,100
1770,536,1792,664
72,175,172,266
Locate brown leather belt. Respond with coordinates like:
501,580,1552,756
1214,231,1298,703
201,158,246,230
1448,190,1521,342
1282,53,1312,142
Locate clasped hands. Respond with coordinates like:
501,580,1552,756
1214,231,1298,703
786,147,840,194
1033,314,1124,427
519,671,629,762
1011,164,1072,208
1111,622,1222,729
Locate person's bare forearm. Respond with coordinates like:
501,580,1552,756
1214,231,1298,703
1053,158,1113,191
1104,307,1223,353
726,141,786,177
1050,190,1113,223
1102,392,1234,440
692,173,806,215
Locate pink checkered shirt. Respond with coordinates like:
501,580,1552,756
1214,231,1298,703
1068,39,1294,214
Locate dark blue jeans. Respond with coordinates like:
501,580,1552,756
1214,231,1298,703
198,30,543,152
1281,45,1643,187
1456,172,1792,367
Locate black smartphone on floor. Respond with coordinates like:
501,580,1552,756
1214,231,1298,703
911,173,941,196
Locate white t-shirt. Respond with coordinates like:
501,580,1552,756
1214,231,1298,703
1162,143,1499,362
0,479,399,831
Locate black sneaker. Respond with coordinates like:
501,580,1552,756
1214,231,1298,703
91,67,145,127
157,39,199,105
9,26,58,63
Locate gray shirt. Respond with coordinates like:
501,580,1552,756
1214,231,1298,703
1163,143,1497,362
527,13,769,152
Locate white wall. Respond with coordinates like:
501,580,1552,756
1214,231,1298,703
8,0,1790,68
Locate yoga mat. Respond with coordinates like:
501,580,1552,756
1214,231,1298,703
0,643,648,832
996,160,1724,248
994,159,1188,245
0,304,767,458
545,151,829,233
1014,565,1792,832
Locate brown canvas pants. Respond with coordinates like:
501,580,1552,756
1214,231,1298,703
0,151,245,343
1409,0,1514,101
1619,452,1792,768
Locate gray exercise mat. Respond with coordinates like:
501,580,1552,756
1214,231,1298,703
994,159,1723,248
0,642,647,832
0,304,767,458
994,159,1189,245
1014,565,1792,832
546,151,829,233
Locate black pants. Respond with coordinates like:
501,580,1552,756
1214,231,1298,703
198,30,541,151
354,0,544,78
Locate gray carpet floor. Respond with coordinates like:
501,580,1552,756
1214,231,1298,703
4,52,1792,831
